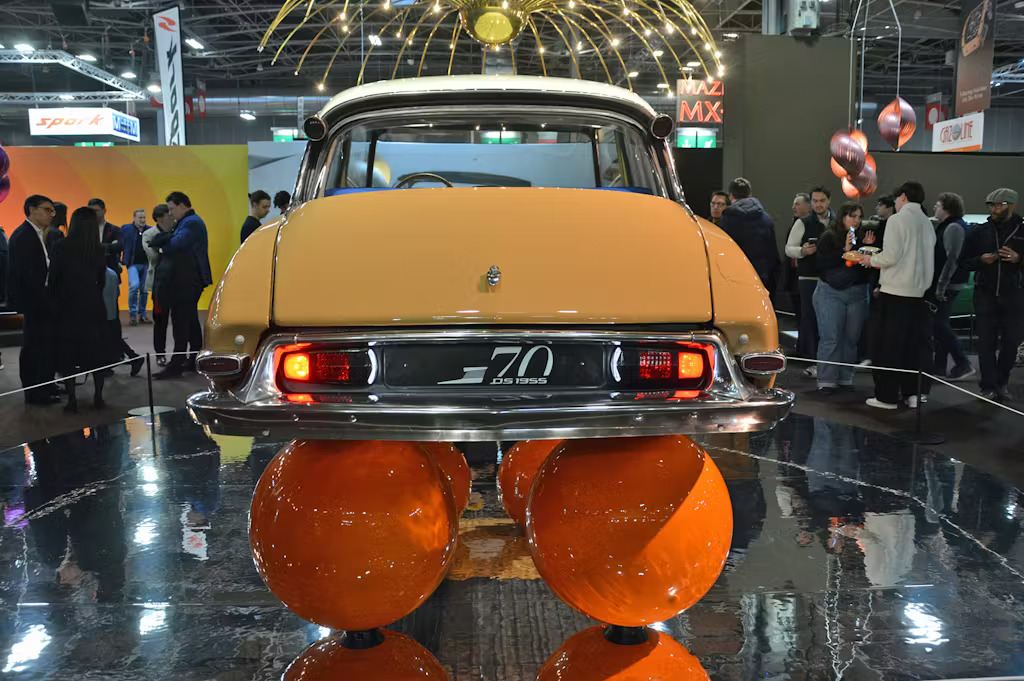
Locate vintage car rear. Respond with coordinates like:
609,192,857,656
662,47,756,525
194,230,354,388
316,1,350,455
188,75,793,440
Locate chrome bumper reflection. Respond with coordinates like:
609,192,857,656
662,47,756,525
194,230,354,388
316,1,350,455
187,389,794,441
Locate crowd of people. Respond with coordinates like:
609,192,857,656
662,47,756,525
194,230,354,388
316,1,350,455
713,179,1023,406
1,192,213,410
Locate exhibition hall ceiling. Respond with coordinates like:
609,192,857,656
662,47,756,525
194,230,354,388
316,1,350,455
0,0,1021,106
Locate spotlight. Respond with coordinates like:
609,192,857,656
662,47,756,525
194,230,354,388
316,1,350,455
14,43,34,53
59,94,75,101
652,49,663,57
147,83,160,93
240,110,256,121
185,38,204,50
121,71,137,79
628,71,638,78
77,53,97,62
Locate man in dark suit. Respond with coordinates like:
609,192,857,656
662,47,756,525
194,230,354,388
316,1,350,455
7,194,60,404
87,198,123,275
152,191,213,379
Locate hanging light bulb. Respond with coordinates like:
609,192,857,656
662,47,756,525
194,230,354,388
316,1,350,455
691,26,698,35
316,82,325,91
611,38,620,46
644,28,652,36
665,23,675,33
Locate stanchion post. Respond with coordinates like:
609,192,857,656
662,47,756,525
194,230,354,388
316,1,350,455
914,369,923,441
146,353,155,420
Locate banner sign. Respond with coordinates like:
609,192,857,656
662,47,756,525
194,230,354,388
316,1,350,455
675,79,724,125
153,6,187,145
955,0,995,116
932,112,984,152
29,107,141,142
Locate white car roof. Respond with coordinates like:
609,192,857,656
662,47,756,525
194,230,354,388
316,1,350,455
317,75,657,118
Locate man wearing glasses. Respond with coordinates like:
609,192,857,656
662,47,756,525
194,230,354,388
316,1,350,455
7,195,60,405
709,191,729,226
960,188,1023,402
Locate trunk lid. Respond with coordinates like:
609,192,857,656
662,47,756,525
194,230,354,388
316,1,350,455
272,188,712,327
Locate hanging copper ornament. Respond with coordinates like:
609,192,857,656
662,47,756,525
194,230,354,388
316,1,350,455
830,131,866,177
877,97,916,150
864,153,876,172
849,128,868,152
851,162,877,197
830,158,848,179
841,176,860,199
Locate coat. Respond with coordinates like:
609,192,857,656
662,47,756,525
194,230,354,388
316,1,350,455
960,213,1024,297
47,240,107,374
157,210,212,289
720,197,781,292
7,221,49,315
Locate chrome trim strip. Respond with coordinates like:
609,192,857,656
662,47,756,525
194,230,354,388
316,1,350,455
739,351,788,375
187,389,794,442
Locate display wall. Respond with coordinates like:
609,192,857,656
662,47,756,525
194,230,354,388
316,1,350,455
723,35,853,244
0,145,248,310
873,151,1024,215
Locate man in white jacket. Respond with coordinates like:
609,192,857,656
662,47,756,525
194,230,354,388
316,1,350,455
859,181,936,409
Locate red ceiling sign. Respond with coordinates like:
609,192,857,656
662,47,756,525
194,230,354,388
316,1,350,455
676,79,724,125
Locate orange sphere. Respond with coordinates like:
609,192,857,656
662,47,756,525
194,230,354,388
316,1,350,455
497,439,564,525
284,629,449,681
419,442,471,515
537,626,708,681
250,439,457,630
527,435,732,626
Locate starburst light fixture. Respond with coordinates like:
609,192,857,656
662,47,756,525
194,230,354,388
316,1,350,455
259,0,723,90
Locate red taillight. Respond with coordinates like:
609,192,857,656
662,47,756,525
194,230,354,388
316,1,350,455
312,352,351,383
277,347,374,392
616,343,714,391
639,351,673,381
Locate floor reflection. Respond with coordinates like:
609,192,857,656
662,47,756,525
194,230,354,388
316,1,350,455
0,410,1020,680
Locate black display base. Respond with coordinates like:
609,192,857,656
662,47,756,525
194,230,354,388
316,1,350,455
339,629,385,649
603,625,650,645
892,429,946,445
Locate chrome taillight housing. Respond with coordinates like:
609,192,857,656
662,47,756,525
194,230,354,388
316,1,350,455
740,352,786,375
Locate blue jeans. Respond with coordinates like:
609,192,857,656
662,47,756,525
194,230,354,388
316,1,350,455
127,264,149,318
932,290,969,374
814,281,867,388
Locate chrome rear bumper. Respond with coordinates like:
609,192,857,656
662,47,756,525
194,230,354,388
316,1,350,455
186,328,793,441
187,389,793,441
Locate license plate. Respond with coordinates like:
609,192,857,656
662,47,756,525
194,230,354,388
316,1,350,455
384,343,605,388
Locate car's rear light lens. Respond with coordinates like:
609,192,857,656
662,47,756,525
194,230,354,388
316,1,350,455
283,353,311,381
740,353,786,374
615,343,715,391
277,347,375,393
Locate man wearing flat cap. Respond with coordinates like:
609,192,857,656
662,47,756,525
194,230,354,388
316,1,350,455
960,188,1024,402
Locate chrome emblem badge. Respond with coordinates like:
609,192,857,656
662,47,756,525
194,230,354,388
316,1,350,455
487,266,501,286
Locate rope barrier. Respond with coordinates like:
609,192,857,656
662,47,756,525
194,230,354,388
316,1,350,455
784,354,920,374
924,373,1024,418
0,357,137,400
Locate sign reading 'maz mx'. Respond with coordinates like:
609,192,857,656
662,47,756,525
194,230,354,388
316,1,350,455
153,6,187,145
676,79,724,124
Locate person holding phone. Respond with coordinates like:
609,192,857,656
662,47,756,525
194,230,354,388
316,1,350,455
959,188,1024,402
785,186,834,375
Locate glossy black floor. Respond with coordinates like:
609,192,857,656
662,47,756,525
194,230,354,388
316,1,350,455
0,411,1022,681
